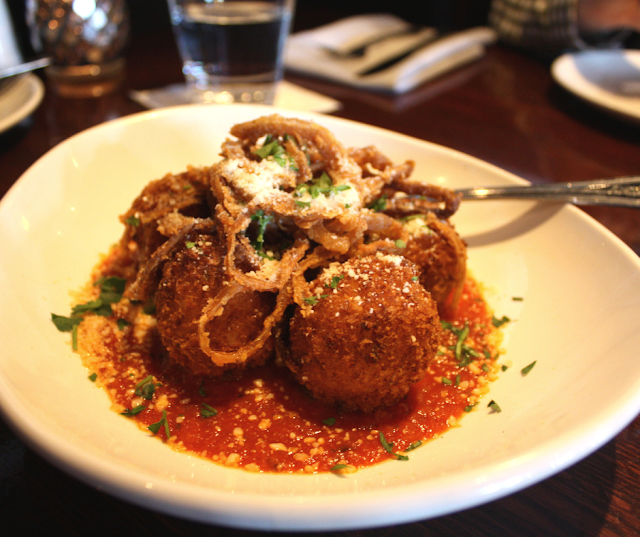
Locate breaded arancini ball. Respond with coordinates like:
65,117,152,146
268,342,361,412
402,212,467,307
287,253,441,412
156,231,276,377
119,167,211,271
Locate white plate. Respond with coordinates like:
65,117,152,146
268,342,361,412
1,105,640,531
0,74,44,133
551,49,640,122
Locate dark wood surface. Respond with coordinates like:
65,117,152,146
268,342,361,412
1,7,640,537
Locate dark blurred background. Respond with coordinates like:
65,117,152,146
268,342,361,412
4,0,492,61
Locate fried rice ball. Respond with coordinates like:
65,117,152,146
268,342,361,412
402,212,467,308
155,231,276,377
286,253,441,412
119,167,211,271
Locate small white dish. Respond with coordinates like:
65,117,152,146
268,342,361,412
0,74,44,134
1,105,640,531
551,49,640,122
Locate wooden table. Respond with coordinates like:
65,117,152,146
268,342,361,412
1,11,639,537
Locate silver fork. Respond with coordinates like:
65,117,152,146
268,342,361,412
455,176,640,208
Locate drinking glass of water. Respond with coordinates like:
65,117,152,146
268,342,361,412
167,0,295,105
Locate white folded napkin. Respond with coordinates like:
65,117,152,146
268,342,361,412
129,80,341,113
285,14,497,94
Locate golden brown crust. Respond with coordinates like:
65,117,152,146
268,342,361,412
113,115,466,412
287,254,441,412
119,166,212,272
155,231,276,377
403,213,467,309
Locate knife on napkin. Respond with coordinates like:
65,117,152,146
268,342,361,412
284,14,497,94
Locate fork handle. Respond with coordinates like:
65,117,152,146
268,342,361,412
455,176,640,208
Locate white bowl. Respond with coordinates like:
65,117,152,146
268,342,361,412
1,104,640,531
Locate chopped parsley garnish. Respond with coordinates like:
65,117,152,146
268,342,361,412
50,314,81,350
379,431,409,461
368,195,387,212
96,275,126,301
148,410,170,438
70,299,110,318
121,405,145,417
303,295,328,306
88,372,97,382
492,315,511,328
185,241,196,249
323,417,336,426
257,250,276,261
68,275,127,319
135,374,154,387
201,403,217,418
308,172,330,197
295,172,351,201
457,355,472,368
441,321,481,367
253,135,298,170
117,318,131,331
134,375,156,400
442,377,452,385
488,400,502,413
521,361,537,376
501,365,508,372
395,239,406,248
451,323,470,362
411,276,419,282
295,200,311,208
401,213,425,222
51,313,82,333
325,275,344,289
125,215,140,227
405,440,423,452
328,184,351,195
512,296,524,301
464,403,478,412
250,209,272,252
330,464,353,472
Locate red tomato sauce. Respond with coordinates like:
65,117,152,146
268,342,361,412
76,256,502,474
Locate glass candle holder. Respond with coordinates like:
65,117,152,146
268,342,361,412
27,0,129,97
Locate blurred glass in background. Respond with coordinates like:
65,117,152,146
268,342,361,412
167,0,295,105
26,0,129,97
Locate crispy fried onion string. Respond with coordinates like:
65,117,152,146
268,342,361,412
125,218,215,303
197,280,293,366
132,115,464,369
422,212,467,308
350,212,411,257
